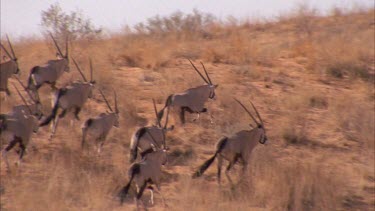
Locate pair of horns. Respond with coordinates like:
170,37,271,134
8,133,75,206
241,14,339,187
234,98,265,129
152,99,169,148
49,33,68,58
188,59,213,85
152,99,169,129
12,83,33,114
14,76,40,103
98,89,119,114
1,35,16,60
72,58,94,83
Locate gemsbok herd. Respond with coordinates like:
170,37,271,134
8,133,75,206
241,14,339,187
0,35,269,209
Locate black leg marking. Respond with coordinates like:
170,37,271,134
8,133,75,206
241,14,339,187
179,107,186,124
137,182,148,200
19,143,26,160
74,107,81,120
5,137,19,152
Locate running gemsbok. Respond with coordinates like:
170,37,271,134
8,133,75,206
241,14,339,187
0,35,20,95
129,99,173,162
39,58,95,140
119,147,168,208
157,59,218,124
192,98,268,185
81,89,119,153
1,85,39,169
27,34,69,91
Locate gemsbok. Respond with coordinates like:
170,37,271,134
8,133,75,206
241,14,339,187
81,89,119,153
1,86,39,169
0,82,42,131
157,59,218,124
129,99,173,162
118,148,168,208
192,98,268,185
27,34,69,91
0,35,20,95
39,58,95,140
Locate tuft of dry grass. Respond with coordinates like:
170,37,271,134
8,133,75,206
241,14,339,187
329,89,375,150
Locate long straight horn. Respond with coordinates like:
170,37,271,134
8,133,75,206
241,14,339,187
14,76,39,103
0,43,12,60
72,58,88,82
49,33,63,58
65,35,68,58
249,101,265,127
164,103,170,129
12,83,32,114
89,57,93,82
162,103,170,148
188,59,209,84
200,62,212,85
6,35,16,59
234,98,260,126
114,90,119,114
98,89,113,112
152,99,162,127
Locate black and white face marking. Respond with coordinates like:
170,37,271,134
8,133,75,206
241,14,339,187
258,125,267,144
209,84,218,99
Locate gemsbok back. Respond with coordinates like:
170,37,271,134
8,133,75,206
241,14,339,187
192,98,268,185
1,85,39,170
0,35,20,95
81,89,119,153
39,58,95,140
118,147,168,208
129,99,173,162
27,34,69,91
157,59,218,124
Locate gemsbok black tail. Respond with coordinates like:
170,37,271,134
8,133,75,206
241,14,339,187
39,88,66,126
157,94,173,123
192,137,228,178
118,163,141,204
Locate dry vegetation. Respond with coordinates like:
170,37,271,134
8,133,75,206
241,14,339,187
1,6,374,211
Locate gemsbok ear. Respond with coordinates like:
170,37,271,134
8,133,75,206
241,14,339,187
214,84,219,88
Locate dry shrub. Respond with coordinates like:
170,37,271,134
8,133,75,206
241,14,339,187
279,88,328,145
201,29,279,66
312,32,374,82
1,146,124,211
330,91,375,150
249,150,344,211
119,36,176,70
170,149,344,211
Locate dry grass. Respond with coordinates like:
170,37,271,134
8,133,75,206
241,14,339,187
1,6,374,211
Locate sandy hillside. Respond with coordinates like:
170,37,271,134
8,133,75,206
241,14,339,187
0,8,374,211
